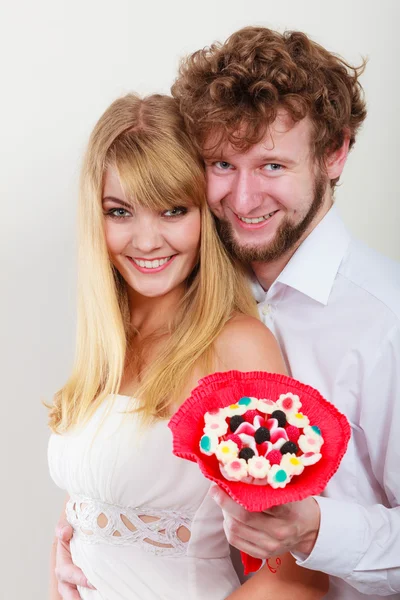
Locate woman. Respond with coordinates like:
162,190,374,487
48,93,328,599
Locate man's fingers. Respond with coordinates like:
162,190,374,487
223,515,283,557
56,522,74,542
209,485,253,525
263,502,292,517
56,540,95,589
210,485,294,527
222,520,269,559
55,563,90,588
58,582,82,600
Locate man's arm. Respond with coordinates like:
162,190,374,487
292,325,400,595
50,497,95,599
216,325,400,595
50,535,62,600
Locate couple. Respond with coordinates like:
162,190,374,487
48,26,400,600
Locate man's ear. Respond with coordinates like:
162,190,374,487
325,132,350,180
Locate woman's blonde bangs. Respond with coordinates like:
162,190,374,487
108,131,205,212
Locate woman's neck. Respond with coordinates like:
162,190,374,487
127,284,186,337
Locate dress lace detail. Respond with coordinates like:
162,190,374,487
67,495,194,557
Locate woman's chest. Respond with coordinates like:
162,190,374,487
48,397,210,511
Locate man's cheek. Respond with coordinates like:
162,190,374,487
206,179,226,216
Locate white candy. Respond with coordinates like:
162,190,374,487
276,393,302,414
223,458,249,480
267,464,291,489
215,440,239,464
298,433,324,454
271,437,287,451
302,425,324,449
287,412,310,427
253,415,264,429
204,419,228,437
225,403,248,416
238,433,257,453
281,453,305,476
247,455,271,479
256,398,277,414
204,408,227,424
300,452,322,466
199,434,219,456
237,396,259,410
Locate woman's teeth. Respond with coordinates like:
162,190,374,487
238,211,277,224
132,256,172,269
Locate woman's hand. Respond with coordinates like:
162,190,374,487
52,517,95,599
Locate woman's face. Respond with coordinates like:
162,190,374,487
102,167,201,299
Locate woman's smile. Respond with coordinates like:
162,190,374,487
127,254,177,273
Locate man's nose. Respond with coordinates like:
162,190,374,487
229,171,264,215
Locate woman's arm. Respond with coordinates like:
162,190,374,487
226,553,328,599
214,315,287,375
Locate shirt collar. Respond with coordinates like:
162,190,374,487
252,206,352,306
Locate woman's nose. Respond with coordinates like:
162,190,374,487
130,218,163,254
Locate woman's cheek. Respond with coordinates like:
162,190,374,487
104,222,129,255
184,213,201,254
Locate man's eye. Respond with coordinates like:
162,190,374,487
106,208,131,218
163,206,187,217
265,163,283,171
214,161,233,170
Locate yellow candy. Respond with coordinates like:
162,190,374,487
216,440,239,464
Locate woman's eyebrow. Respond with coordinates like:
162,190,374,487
102,196,132,209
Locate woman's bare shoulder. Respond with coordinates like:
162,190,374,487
214,315,287,375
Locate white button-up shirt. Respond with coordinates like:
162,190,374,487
252,206,400,599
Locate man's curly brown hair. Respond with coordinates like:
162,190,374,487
172,26,367,182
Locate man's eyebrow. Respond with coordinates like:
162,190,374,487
102,196,133,209
258,155,297,165
203,154,297,166
202,154,224,162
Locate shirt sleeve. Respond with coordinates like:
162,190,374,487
293,325,400,595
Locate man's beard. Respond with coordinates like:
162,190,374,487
215,172,327,264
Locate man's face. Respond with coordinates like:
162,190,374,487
203,113,331,263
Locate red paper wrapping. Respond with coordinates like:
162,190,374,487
168,370,351,574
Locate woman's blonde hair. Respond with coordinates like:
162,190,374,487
49,94,258,433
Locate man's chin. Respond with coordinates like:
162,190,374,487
217,218,288,263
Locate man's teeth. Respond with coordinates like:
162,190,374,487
132,256,172,269
238,211,276,224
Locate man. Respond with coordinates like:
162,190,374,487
54,27,400,599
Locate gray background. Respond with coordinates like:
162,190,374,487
1,0,399,597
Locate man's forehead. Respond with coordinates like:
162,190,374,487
202,111,312,160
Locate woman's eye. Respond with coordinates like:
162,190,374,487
163,206,187,217
106,208,131,219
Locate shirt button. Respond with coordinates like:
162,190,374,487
262,304,272,316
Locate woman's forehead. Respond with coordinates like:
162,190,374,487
102,165,197,211
103,166,126,200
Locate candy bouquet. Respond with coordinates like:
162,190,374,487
168,370,351,574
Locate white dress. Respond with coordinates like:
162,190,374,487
48,395,240,600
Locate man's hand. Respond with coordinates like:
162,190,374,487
54,519,95,599
209,485,320,559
